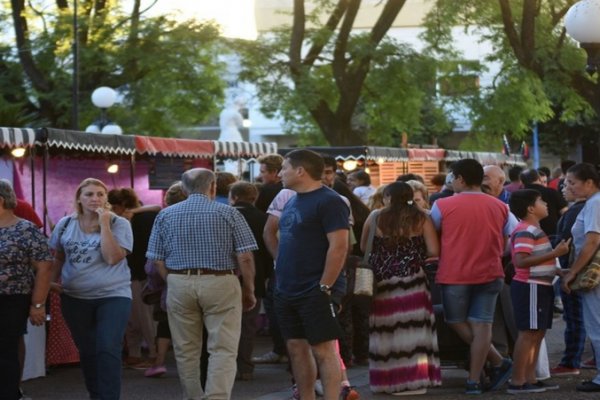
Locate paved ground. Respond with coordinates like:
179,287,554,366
23,314,598,399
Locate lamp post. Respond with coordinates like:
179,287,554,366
72,0,79,130
85,86,123,134
565,0,600,167
565,0,600,75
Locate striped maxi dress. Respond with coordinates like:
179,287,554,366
368,235,441,394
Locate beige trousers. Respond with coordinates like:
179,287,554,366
167,273,242,400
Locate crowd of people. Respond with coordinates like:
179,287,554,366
1,152,600,400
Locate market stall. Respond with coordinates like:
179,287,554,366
3,126,280,371
213,140,278,179
279,146,444,190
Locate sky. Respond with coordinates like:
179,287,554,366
142,0,257,40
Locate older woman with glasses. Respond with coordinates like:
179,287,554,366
0,179,52,400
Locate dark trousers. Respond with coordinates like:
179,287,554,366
0,295,29,400
338,295,370,365
263,278,287,355
237,298,262,374
559,288,587,368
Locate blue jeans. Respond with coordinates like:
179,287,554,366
559,287,586,368
581,285,600,384
0,294,30,400
61,295,131,400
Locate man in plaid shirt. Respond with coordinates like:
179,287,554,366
147,168,257,400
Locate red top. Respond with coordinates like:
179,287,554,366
14,199,42,228
434,193,509,284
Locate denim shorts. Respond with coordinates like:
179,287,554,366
440,278,503,323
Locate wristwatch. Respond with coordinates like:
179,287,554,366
31,303,45,309
319,284,332,293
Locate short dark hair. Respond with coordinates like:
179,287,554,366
538,166,550,178
285,149,324,181
350,169,371,186
567,163,600,188
321,154,338,171
509,189,541,219
508,166,523,182
396,173,424,183
229,181,259,204
520,169,540,185
107,188,141,209
431,173,447,187
216,172,237,196
561,160,576,174
451,159,483,187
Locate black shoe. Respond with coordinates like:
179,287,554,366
534,380,559,390
576,380,600,392
488,358,513,391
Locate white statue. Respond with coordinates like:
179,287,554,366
218,97,245,142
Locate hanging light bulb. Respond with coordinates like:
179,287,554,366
343,160,358,171
11,147,26,158
107,163,119,174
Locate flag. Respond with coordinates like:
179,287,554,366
502,135,511,156
520,141,530,160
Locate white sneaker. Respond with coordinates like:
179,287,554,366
314,379,324,396
251,351,288,364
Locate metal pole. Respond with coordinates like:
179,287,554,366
30,146,35,209
42,144,48,236
72,0,79,130
533,122,540,169
130,153,135,188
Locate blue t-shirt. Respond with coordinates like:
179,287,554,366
50,214,133,300
275,186,349,297
572,191,600,258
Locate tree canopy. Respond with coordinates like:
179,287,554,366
1,0,226,135
422,0,599,158
237,0,453,146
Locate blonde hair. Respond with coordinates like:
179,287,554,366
257,154,284,173
406,180,429,209
74,178,110,215
164,181,188,206
368,184,387,210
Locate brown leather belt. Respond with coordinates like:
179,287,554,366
167,268,235,276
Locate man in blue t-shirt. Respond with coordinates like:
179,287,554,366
275,149,349,400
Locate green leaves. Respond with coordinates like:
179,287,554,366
237,1,452,146
1,0,225,135
423,0,595,155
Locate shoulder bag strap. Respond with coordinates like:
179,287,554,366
362,211,379,264
59,216,72,244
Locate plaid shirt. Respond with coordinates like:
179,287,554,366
146,194,258,270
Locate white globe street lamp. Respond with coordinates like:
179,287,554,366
565,0,600,74
101,124,123,135
91,86,117,108
85,86,123,134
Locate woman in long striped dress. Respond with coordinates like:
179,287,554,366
361,181,441,395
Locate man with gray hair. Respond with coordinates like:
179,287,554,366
147,168,258,400
483,165,511,204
